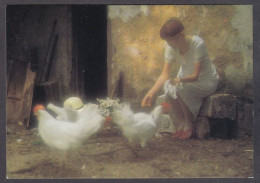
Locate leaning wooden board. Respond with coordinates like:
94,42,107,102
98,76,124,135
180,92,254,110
21,62,36,127
7,61,36,127
7,61,28,100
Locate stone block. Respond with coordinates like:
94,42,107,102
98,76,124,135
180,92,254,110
194,117,210,139
236,100,245,128
199,94,237,120
235,100,253,137
209,118,229,139
243,103,253,136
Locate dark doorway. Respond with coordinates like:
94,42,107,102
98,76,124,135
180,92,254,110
71,5,107,102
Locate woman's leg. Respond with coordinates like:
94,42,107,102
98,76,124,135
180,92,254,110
178,98,193,130
168,97,185,136
177,96,194,139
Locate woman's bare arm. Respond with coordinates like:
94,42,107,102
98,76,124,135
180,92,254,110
141,62,171,106
174,62,201,83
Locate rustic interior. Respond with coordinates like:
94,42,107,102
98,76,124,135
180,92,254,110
6,5,253,179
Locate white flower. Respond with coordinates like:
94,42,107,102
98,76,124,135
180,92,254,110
96,97,120,117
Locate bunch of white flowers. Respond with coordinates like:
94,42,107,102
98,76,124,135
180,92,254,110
97,98,120,117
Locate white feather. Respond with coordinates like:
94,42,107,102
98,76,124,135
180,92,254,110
113,103,163,148
37,103,104,151
47,103,78,122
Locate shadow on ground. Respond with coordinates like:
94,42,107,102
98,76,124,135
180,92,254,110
6,124,253,178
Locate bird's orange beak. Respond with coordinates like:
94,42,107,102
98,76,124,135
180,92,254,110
161,102,171,113
33,104,46,115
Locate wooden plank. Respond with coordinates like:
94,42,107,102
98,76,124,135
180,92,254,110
7,61,28,100
38,19,57,82
7,61,36,127
112,71,124,99
54,81,60,102
19,63,36,127
44,34,59,81
7,60,14,90
6,63,36,125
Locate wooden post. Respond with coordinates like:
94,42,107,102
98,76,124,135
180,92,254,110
112,71,124,99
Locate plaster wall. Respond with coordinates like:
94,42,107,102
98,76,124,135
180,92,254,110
107,5,253,103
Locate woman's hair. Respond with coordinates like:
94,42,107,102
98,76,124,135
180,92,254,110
160,17,184,40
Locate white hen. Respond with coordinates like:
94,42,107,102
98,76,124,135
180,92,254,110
113,102,171,148
34,103,105,151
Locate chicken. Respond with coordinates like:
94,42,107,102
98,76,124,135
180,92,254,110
47,97,85,122
33,103,105,151
112,102,171,148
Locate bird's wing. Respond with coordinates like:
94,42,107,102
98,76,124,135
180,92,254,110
47,103,64,115
133,113,156,129
64,105,78,122
39,110,79,136
47,103,70,121
40,123,82,150
150,105,163,124
38,110,82,149
41,119,77,136
77,108,105,139
113,103,134,127
77,103,98,120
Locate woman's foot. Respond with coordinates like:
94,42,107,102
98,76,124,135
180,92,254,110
172,130,183,139
179,129,193,140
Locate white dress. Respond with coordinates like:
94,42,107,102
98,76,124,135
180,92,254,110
164,35,219,120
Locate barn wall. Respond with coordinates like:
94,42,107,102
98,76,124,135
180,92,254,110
7,5,73,98
107,5,253,104
7,5,73,124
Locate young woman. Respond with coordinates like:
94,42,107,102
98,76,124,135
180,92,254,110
141,17,219,140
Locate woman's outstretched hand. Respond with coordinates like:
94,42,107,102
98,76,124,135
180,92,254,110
141,94,153,107
173,77,181,84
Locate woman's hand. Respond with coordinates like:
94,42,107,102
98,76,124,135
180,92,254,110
141,62,171,107
141,94,153,107
173,77,181,84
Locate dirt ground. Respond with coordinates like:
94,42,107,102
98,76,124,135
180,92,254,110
6,122,254,179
